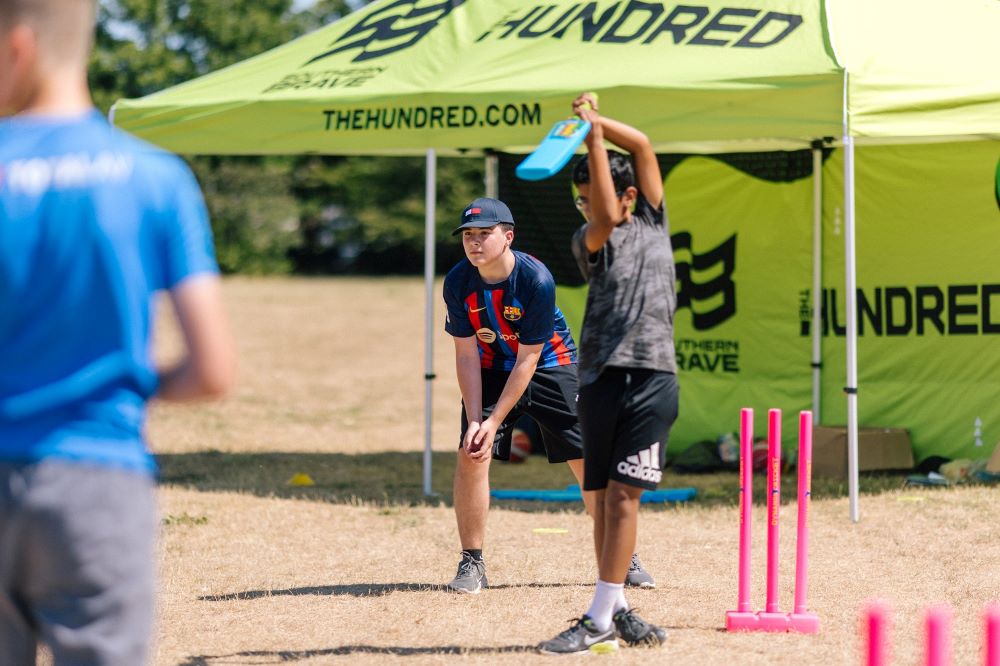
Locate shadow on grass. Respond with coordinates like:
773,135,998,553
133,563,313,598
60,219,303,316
200,581,588,601
155,449,919,509
155,450,588,510
179,644,537,664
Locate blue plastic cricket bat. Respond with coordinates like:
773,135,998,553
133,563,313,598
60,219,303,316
515,116,592,181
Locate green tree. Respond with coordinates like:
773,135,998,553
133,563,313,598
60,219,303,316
90,0,358,273
291,155,484,273
89,0,487,275
91,0,358,111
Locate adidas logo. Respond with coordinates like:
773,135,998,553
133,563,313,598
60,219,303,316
617,443,663,483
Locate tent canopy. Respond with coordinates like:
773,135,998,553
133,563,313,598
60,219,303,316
832,0,1000,140
112,0,845,155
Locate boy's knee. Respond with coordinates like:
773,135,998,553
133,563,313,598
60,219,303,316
456,451,491,475
603,483,642,515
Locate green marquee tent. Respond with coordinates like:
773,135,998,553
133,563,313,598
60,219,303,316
112,0,844,154
113,0,1000,521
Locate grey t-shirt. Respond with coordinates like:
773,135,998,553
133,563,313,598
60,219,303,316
571,192,677,385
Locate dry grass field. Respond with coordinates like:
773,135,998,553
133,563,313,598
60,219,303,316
145,277,999,666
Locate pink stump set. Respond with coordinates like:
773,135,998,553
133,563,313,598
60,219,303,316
725,408,820,633
864,601,1000,666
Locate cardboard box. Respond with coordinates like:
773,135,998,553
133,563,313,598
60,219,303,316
812,426,915,477
988,440,1000,473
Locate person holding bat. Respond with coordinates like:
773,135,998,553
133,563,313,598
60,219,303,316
538,93,678,654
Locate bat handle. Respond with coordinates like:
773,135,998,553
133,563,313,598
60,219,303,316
579,91,599,112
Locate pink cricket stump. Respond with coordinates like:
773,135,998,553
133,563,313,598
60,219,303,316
789,410,819,633
756,408,788,630
863,601,890,666
986,604,1000,666
726,408,758,631
926,605,952,666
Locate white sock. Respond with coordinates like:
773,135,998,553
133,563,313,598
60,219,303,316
616,589,630,614
586,580,624,631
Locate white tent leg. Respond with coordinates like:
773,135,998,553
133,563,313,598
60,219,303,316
811,142,823,422
843,74,860,521
485,153,499,198
423,149,437,497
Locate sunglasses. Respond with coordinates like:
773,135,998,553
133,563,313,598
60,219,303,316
574,190,626,210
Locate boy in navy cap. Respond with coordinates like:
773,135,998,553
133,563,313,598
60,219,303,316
0,1,234,662
441,197,589,593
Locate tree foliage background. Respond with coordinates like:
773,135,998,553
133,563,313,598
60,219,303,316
89,0,479,274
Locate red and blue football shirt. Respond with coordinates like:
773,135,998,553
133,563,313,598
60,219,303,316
443,251,577,371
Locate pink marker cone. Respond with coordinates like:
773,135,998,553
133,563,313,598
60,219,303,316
986,604,1000,666
926,605,952,666
863,601,890,666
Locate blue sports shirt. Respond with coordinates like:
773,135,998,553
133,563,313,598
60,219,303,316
443,250,577,371
0,110,218,474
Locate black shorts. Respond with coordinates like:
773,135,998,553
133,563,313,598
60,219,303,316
459,364,583,463
578,368,679,491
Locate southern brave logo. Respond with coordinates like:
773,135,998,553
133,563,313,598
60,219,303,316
306,0,466,65
673,232,737,330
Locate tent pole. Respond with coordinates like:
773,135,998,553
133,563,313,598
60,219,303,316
485,152,498,198
843,74,860,522
811,141,823,423
423,149,437,497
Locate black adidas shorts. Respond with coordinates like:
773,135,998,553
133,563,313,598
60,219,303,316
459,364,583,463
578,368,679,491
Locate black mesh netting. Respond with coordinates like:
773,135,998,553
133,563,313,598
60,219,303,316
497,148,832,286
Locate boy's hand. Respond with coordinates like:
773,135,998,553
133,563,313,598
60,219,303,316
573,92,602,147
467,416,500,462
462,421,492,462
572,92,599,115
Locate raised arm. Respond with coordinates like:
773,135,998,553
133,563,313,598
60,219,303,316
573,94,664,254
573,92,663,217
598,116,663,210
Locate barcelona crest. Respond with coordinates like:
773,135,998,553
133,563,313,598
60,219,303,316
503,305,522,321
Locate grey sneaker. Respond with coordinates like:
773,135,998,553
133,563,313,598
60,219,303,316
625,553,656,588
538,616,618,655
613,608,667,647
445,552,488,594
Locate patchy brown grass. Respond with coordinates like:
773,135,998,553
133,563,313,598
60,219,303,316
147,277,1000,665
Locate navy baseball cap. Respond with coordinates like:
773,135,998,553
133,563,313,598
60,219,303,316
452,197,515,235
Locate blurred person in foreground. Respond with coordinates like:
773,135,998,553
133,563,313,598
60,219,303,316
0,0,234,663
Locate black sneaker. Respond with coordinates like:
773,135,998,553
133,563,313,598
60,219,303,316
538,616,618,655
445,552,488,594
612,608,667,647
625,552,656,588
